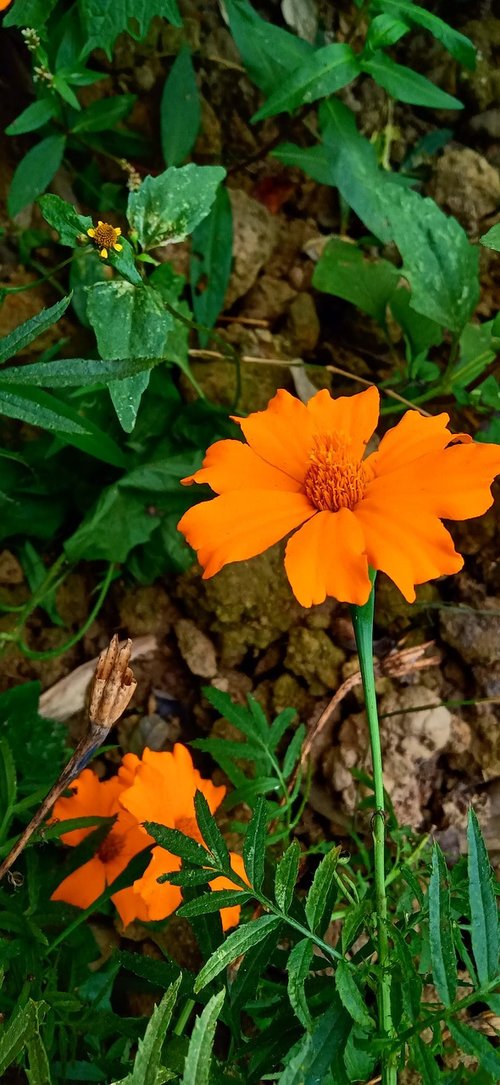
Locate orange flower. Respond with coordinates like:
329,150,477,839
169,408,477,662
50,770,148,923
0,1,12,10
178,387,500,607
122,846,248,931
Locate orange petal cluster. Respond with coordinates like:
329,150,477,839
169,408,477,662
50,744,247,931
178,387,500,607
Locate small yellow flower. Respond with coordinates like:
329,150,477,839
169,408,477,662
87,220,123,260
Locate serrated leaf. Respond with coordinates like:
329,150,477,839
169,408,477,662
467,808,499,987
144,822,212,868
4,0,57,29
275,840,301,912
305,846,341,936
127,164,226,249
194,914,281,992
0,1000,48,1077
0,355,158,388
161,47,200,167
409,1036,440,1085
8,135,66,217
448,1020,500,1078
117,977,181,1085
480,223,500,252
225,0,313,95
268,708,297,751
181,988,224,1085
313,238,398,323
0,386,92,435
361,51,463,110
243,797,267,892
373,0,476,69
79,0,182,60
277,1002,350,1085
194,790,230,870
287,938,313,1029
253,43,360,121
0,296,71,366
0,738,16,822
191,185,233,346
6,98,56,136
428,843,456,1007
39,193,93,247
26,1015,52,1085
229,927,279,1017
334,959,374,1030
178,889,251,918
283,724,306,780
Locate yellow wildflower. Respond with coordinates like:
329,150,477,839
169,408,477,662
87,220,123,259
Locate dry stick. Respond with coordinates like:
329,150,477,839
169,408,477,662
187,349,433,417
0,635,137,882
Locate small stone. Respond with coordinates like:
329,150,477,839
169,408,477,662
0,550,23,585
175,618,218,678
440,603,500,665
285,627,345,695
225,189,279,306
285,292,320,353
429,146,500,235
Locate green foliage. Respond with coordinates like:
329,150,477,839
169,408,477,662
127,164,226,250
161,48,200,168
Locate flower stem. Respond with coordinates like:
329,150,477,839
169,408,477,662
351,575,397,1085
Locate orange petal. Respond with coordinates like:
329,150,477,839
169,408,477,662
306,386,380,459
354,495,463,602
112,883,151,927
118,752,141,788
369,409,469,478
131,847,182,921
178,490,316,578
233,389,314,482
374,441,500,521
284,508,371,607
182,439,302,494
210,852,249,931
51,857,106,909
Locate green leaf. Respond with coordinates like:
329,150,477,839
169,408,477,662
0,738,17,824
71,94,136,132
161,47,200,167
145,821,212,867
194,915,281,992
181,989,224,1085
26,1015,52,1085
118,977,181,1085
224,0,313,95
305,846,341,936
64,485,159,562
178,889,251,918
0,1000,48,1077
480,223,500,252
389,285,443,365
0,386,92,435
194,790,230,870
277,1002,350,1085
0,295,71,364
8,135,66,217
252,43,360,121
334,959,374,1030
275,840,301,913
0,355,158,388
243,797,267,892
409,1036,440,1085
6,98,56,136
70,251,108,326
373,0,476,69
79,0,182,60
3,0,57,28
39,193,93,247
191,185,232,346
313,238,398,323
108,237,143,286
448,1020,500,1079
282,724,306,780
467,808,499,987
365,13,409,52
428,843,457,1007
127,163,226,250
287,938,313,1030
361,52,463,110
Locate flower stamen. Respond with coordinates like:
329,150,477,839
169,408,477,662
87,220,123,259
304,434,367,512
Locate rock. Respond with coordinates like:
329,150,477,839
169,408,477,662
440,602,500,665
0,550,23,585
175,618,218,678
429,146,500,235
118,585,174,637
460,19,500,112
285,292,321,353
374,575,439,631
272,673,311,717
225,189,279,306
244,274,297,322
285,627,345,696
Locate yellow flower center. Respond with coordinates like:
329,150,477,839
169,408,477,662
304,434,367,512
92,222,119,249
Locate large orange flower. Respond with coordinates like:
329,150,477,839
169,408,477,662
50,770,148,923
122,845,248,931
178,387,500,607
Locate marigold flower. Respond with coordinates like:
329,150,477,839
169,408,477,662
178,387,500,608
0,1,13,10
50,770,148,922
87,220,123,259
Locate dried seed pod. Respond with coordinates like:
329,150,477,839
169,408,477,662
90,634,137,729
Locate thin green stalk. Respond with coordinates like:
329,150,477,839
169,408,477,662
351,574,397,1085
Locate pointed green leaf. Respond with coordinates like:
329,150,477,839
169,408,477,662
467,808,499,986
428,843,456,1007
0,295,71,364
243,797,267,892
181,989,224,1085
8,135,66,217
224,0,312,95
361,52,462,109
191,185,232,346
178,889,251,918
0,1000,48,1077
194,915,281,992
373,0,476,69
305,846,341,936
117,977,181,1085
334,959,374,1030
0,386,91,435
287,938,313,1030
6,99,56,136
275,840,301,913
143,822,213,868
313,238,398,323
194,790,230,870
79,0,182,60
277,1002,350,1085
448,1020,500,1079
253,43,360,121
0,355,158,388
39,193,93,246
161,47,200,167
127,164,226,249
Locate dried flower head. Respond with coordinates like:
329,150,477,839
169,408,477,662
87,220,123,259
90,635,137,729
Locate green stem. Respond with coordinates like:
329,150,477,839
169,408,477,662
351,574,397,1085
